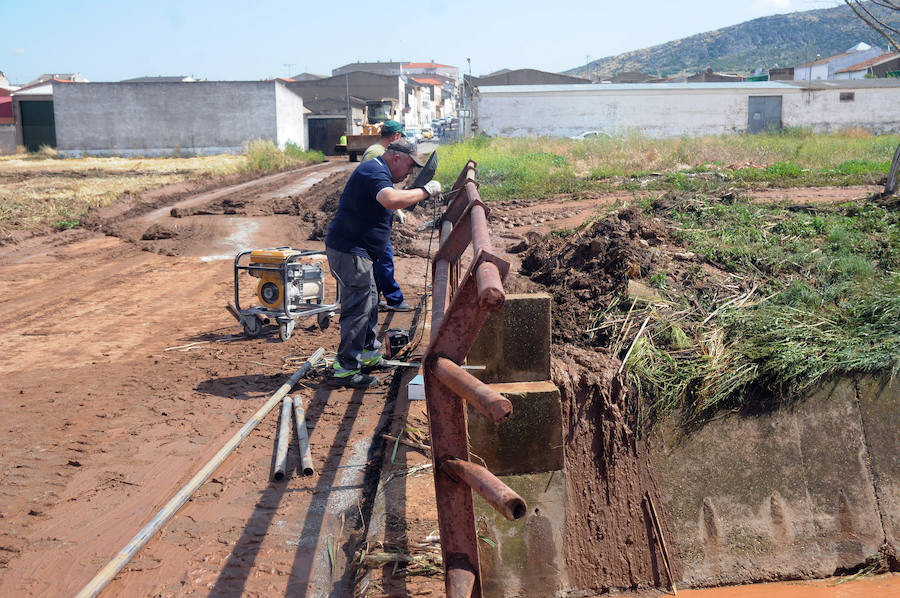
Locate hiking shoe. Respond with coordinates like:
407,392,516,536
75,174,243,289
385,301,413,312
361,349,395,372
329,371,380,388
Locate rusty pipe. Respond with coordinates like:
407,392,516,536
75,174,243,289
475,261,505,312
469,201,492,257
432,357,511,423
447,564,477,598
431,258,451,343
441,459,527,521
440,218,453,244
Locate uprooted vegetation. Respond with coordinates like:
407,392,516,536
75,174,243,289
520,193,900,428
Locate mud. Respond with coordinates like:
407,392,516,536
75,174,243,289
520,204,686,346
0,165,888,597
0,160,431,597
551,345,669,593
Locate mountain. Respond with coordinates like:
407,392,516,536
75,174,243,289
564,3,900,79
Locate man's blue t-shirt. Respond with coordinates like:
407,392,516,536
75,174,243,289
325,157,394,260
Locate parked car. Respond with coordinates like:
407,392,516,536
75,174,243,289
570,131,608,140
406,127,424,142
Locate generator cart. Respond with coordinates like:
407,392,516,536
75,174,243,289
233,248,339,341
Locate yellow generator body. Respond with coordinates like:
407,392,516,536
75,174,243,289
249,249,299,310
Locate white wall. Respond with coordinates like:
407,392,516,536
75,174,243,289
0,124,14,154
785,87,900,133
54,81,302,157
274,82,306,150
474,83,900,138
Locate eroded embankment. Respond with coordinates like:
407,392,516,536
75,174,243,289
551,345,671,591
522,201,899,592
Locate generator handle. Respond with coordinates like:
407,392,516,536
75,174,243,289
233,250,255,312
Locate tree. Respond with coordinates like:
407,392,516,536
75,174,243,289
843,1,900,53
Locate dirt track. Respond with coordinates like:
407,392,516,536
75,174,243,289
0,161,426,597
0,160,885,597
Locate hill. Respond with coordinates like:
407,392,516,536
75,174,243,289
564,3,900,79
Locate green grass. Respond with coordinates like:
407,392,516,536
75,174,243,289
625,197,900,427
242,139,325,172
434,132,899,200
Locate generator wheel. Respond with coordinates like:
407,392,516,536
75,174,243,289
242,315,262,338
317,312,332,331
279,320,295,342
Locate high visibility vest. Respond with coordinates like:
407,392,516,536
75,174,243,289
339,135,347,146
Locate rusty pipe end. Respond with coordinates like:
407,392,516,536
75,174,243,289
446,558,477,598
509,497,527,520
488,398,513,424
478,286,505,312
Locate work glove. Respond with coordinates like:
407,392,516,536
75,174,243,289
423,180,442,199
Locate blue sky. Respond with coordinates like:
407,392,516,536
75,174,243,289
3,0,841,84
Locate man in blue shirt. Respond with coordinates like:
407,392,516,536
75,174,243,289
325,139,442,388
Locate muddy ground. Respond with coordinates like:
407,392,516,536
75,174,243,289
0,158,886,597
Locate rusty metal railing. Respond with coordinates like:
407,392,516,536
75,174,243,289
423,160,526,598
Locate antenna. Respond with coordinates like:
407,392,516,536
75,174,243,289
283,63,296,77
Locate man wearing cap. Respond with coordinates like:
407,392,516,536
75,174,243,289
325,138,442,388
361,120,404,162
360,120,414,312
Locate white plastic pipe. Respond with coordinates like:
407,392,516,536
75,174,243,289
75,347,325,598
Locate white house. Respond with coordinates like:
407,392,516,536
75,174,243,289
794,42,885,81
834,53,900,80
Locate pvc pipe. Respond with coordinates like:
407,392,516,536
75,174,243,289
74,347,325,598
292,395,315,476
272,397,293,481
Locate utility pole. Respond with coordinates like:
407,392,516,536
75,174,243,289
345,73,352,134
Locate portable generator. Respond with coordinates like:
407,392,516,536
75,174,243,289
233,248,339,341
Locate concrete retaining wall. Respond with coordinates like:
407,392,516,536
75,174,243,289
650,375,898,587
53,81,305,157
475,82,900,138
467,294,569,597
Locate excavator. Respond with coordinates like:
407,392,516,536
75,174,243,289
334,98,398,161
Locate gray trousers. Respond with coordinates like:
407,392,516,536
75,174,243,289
326,247,381,371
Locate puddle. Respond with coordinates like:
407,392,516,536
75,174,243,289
652,573,899,598
200,218,261,261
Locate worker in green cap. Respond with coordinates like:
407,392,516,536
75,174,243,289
361,120,405,162
360,120,414,311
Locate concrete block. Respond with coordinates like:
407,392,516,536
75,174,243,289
467,293,551,384
649,378,883,587
467,381,563,476
473,471,567,598
856,375,900,551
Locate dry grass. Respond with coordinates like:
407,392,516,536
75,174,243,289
0,154,245,237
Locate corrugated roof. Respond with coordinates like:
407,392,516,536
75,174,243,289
797,51,852,68
835,53,899,73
